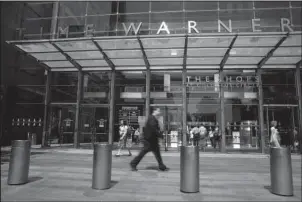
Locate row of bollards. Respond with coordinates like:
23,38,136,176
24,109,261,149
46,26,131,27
7,140,294,196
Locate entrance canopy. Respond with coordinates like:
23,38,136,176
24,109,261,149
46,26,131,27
7,32,302,72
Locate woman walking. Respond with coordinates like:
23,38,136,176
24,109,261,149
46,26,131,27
115,120,132,157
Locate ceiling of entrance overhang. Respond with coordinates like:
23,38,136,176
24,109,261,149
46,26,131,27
7,32,302,72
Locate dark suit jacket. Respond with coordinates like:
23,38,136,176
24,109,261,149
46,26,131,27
143,115,161,145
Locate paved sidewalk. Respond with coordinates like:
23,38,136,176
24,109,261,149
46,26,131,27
1,150,301,201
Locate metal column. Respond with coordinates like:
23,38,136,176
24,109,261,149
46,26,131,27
42,71,51,147
108,70,115,145
182,69,187,146
295,65,302,154
258,69,265,153
74,71,83,148
220,71,226,153
145,70,150,117
50,1,59,39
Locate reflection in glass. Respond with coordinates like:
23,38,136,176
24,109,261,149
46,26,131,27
151,71,182,105
254,9,290,32
59,2,87,17
151,1,183,12
185,1,218,11
185,11,218,33
150,12,184,34
219,10,254,32
119,1,150,13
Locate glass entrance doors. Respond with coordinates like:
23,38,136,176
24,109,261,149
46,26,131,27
49,104,76,144
154,105,183,149
264,105,299,151
81,105,109,145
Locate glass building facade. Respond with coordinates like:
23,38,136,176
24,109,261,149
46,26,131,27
2,1,302,153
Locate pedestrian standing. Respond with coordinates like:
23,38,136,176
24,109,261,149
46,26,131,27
115,120,132,157
130,107,169,171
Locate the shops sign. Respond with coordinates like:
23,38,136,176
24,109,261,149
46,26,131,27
186,75,259,88
16,18,294,39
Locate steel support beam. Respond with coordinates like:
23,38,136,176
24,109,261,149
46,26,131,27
108,70,116,144
42,70,52,147
182,35,188,146
220,35,238,70
257,33,289,68
182,69,187,146
51,42,83,71
74,71,83,148
137,36,150,69
50,1,59,39
257,69,265,153
295,63,302,154
219,70,226,153
92,40,115,70
145,70,151,118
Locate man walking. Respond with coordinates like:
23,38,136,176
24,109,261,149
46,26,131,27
130,107,169,171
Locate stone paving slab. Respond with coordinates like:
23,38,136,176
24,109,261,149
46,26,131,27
1,151,301,201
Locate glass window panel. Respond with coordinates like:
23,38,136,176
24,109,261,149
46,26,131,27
44,61,74,68
273,47,302,56
50,72,78,102
291,1,302,7
219,2,253,10
224,65,257,69
187,70,220,133
187,48,227,57
187,57,222,65
66,51,103,60
150,12,185,35
59,2,87,17
22,18,52,38
145,49,184,58
31,52,66,61
111,59,145,66
185,2,218,11
281,35,302,47
233,36,282,47
51,68,78,72
117,14,150,35
96,39,140,50
262,70,296,104
262,65,296,69
119,1,150,13
185,11,218,33
226,57,262,65
82,67,111,71
230,48,271,57
150,71,183,105
105,50,142,59
151,1,183,12
115,66,146,70
54,41,97,51
188,37,233,48
24,3,54,19
77,60,108,67
82,72,111,104
86,15,115,35
57,17,86,38
186,65,220,69
16,43,57,53
219,10,254,32
255,9,290,32
254,1,289,8
150,66,182,70
149,58,183,66
292,8,302,31
87,2,113,15
141,37,185,49
266,57,301,65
